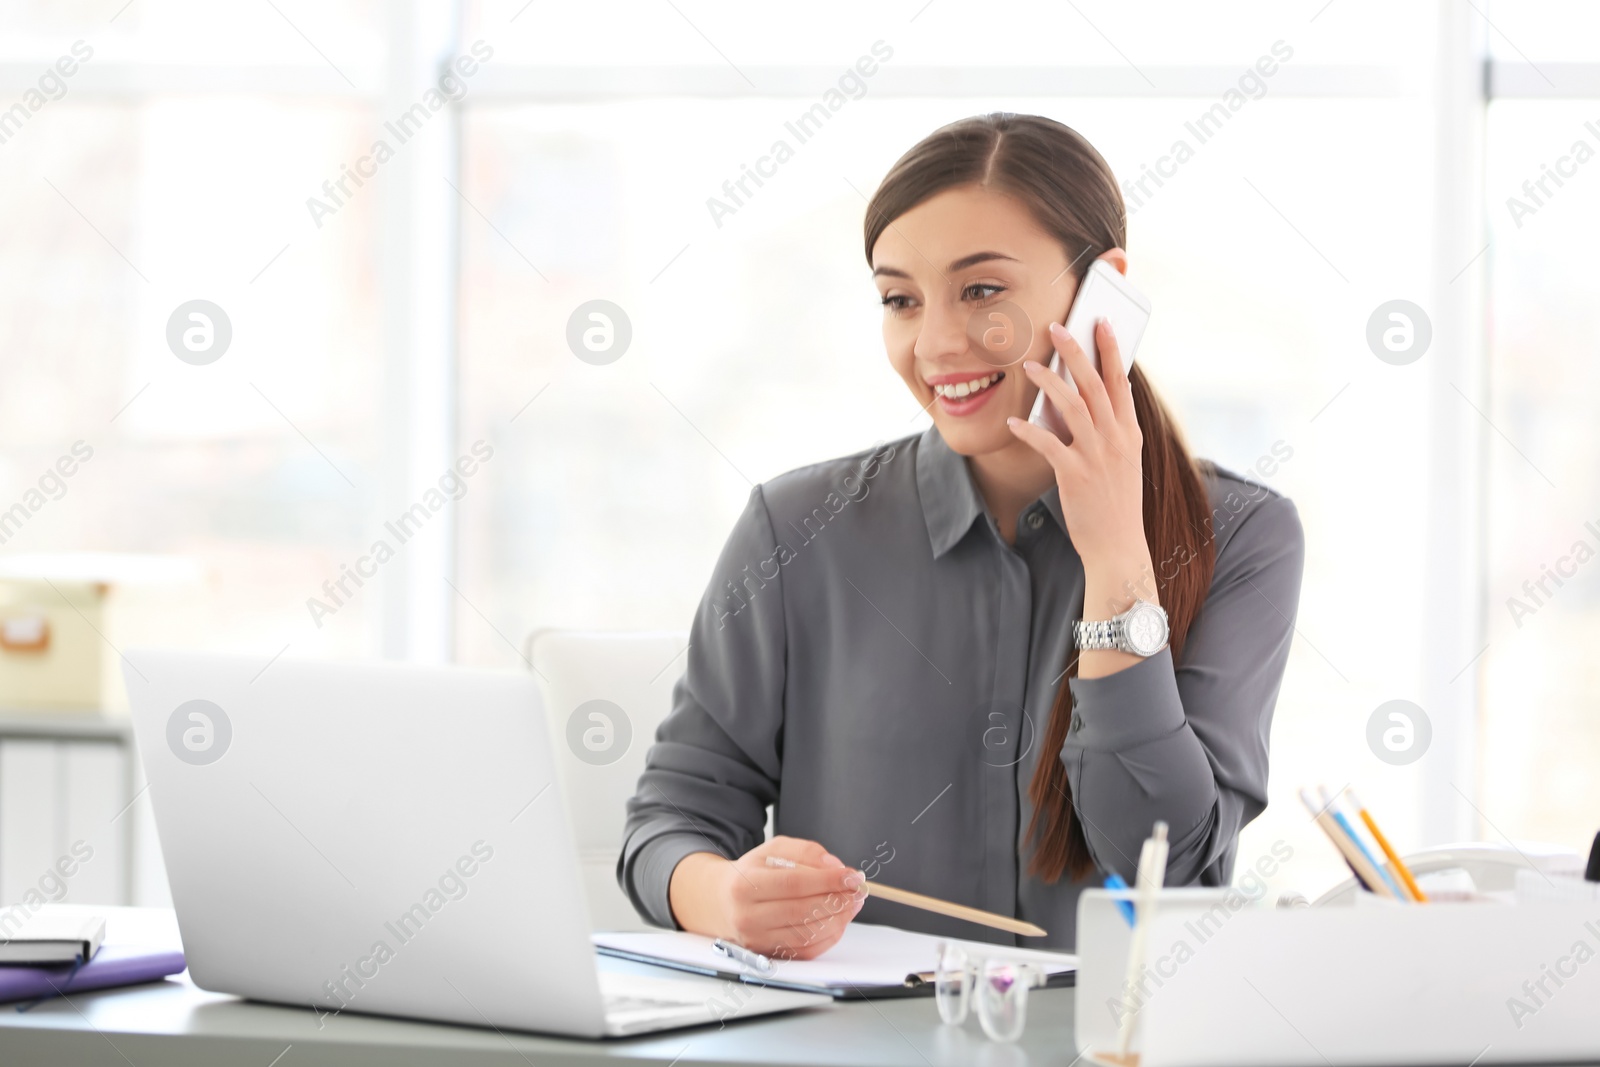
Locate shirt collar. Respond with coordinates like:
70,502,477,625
916,427,989,559
1040,484,1068,537
916,426,1070,558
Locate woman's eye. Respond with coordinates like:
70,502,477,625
964,284,1005,302
880,294,914,312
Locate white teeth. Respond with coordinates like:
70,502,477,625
933,373,1001,399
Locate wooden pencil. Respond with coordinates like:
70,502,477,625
865,881,1047,938
764,856,1046,937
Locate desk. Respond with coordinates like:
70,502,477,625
0,907,1075,1066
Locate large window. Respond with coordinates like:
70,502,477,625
0,6,388,667
1482,99,1600,851
2,0,1594,898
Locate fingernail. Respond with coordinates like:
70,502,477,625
1006,417,1021,428
843,871,864,889
1022,360,1041,371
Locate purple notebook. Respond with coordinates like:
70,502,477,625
0,945,186,1004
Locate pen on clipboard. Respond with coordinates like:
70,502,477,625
712,938,776,977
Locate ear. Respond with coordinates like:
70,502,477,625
1097,247,1129,276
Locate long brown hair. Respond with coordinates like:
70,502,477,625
863,113,1217,883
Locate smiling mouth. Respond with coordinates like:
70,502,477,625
931,372,1004,400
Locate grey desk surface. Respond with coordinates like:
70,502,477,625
10,911,1600,1067
0,908,1075,1067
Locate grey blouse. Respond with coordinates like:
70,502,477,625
619,426,1305,949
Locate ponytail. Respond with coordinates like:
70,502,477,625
1024,364,1214,882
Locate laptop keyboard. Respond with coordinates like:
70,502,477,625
599,974,711,1021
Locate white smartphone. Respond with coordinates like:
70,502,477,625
1029,259,1152,426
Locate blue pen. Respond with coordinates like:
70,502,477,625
1323,793,1406,900
1103,873,1137,926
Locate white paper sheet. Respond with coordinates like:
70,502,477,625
593,922,1077,990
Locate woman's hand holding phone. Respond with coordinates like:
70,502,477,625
667,836,866,959
1007,319,1148,574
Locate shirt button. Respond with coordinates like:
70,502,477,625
1026,510,1045,530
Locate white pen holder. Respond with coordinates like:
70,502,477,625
1075,887,1600,1067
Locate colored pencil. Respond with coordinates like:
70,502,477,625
1347,788,1427,903
1104,872,1137,926
1298,787,1396,899
1319,786,1408,901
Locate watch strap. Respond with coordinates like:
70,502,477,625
1073,617,1121,651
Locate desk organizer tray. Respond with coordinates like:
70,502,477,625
1075,887,1600,1067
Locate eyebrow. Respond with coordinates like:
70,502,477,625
871,250,1020,279
948,251,1018,273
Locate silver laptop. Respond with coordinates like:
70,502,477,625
123,651,830,1037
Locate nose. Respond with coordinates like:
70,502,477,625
913,291,971,366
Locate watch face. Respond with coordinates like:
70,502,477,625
1124,602,1169,656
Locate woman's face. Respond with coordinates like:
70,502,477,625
871,183,1081,458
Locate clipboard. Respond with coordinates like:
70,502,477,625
593,923,1077,1001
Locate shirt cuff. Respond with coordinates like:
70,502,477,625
626,832,727,931
1066,646,1186,752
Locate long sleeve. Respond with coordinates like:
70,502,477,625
613,430,1302,948
617,484,788,929
1062,492,1305,885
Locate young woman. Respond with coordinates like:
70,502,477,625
619,113,1304,955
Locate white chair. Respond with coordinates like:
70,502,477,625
526,629,689,931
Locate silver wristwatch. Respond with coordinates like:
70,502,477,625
1073,600,1170,657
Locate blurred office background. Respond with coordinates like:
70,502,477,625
0,0,1596,907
